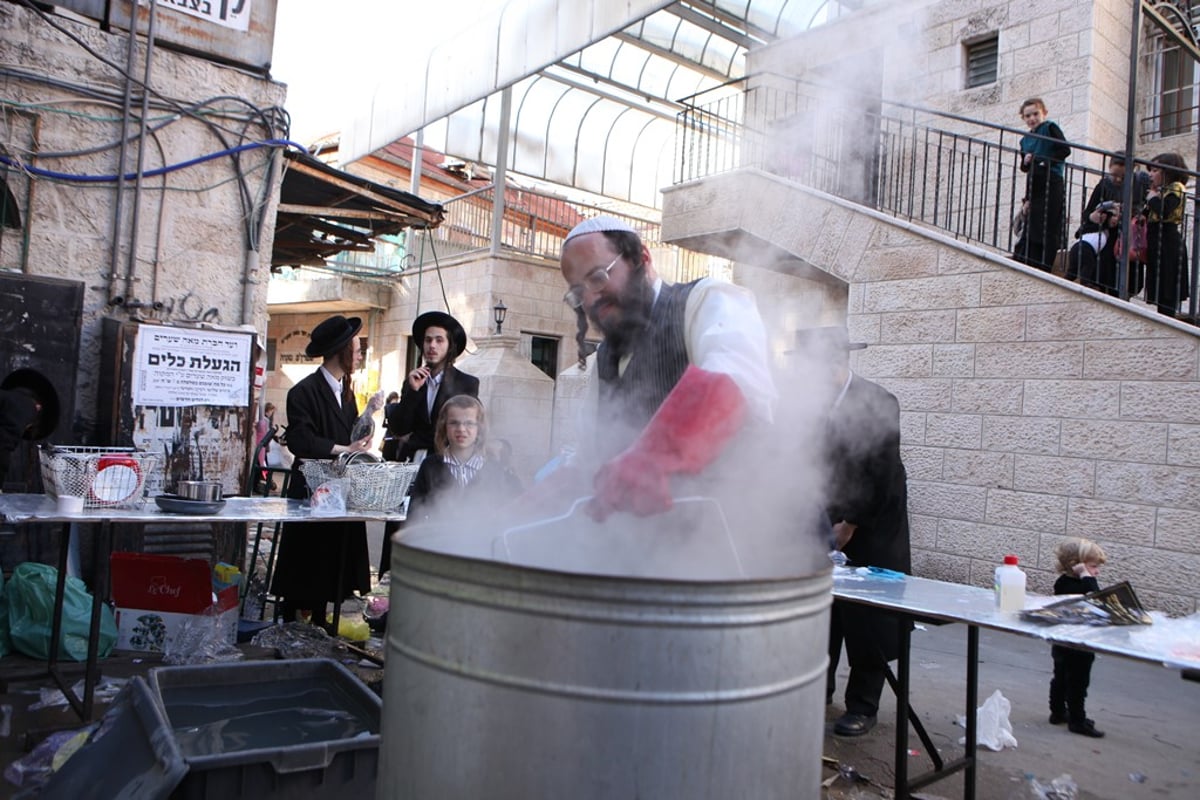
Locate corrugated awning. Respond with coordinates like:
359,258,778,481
271,150,444,268
340,0,861,209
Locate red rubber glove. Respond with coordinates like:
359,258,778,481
589,366,746,521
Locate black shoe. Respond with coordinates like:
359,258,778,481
834,713,877,737
1048,711,1067,725
1068,719,1104,738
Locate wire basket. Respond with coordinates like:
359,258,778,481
300,459,418,512
39,446,163,509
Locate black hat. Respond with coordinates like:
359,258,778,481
1,368,61,440
412,311,467,357
306,315,362,358
788,326,868,355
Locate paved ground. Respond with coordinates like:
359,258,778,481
821,623,1200,800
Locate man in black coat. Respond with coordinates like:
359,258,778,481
379,310,478,573
270,315,380,625
798,326,911,737
384,311,479,463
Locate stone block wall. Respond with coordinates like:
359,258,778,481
664,169,1200,615
1,3,286,440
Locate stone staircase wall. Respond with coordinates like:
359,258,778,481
664,168,1200,614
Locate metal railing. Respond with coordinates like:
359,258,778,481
409,185,719,285
676,75,1200,320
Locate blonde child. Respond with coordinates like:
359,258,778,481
406,395,521,524
1048,537,1108,738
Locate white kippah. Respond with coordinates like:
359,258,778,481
564,215,638,242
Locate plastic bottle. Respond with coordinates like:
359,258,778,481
994,554,1026,612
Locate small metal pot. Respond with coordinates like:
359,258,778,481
175,480,223,502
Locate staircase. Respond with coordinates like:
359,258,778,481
660,85,1200,614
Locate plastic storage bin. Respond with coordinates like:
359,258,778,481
150,658,381,799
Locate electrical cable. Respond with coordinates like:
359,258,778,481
0,138,307,182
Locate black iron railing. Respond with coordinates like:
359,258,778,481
410,185,718,285
676,74,1200,320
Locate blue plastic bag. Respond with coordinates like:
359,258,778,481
6,562,117,661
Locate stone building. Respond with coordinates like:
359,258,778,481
1,1,287,492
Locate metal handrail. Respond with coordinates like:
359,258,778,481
675,74,1200,320
410,185,720,284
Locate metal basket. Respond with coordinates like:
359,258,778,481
300,459,418,512
39,446,163,509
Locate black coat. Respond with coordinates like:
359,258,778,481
1073,176,1147,296
384,366,479,463
824,374,911,662
270,369,370,606
406,455,522,525
825,375,911,574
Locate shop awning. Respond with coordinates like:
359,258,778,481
271,150,444,268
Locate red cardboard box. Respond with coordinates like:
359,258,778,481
110,552,238,653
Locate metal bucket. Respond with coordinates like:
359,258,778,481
377,533,831,799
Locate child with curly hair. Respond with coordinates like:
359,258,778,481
1048,537,1109,738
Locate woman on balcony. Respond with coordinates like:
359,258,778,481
1143,153,1190,318
1012,98,1070,272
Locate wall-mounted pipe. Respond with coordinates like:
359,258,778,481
106,1,142,299
123,0,160,301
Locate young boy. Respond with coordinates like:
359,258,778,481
1049,537,1109,738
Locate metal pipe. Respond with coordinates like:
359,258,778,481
1118,0,1141,300
409,128,423,197
241,148,281,325
107,0,141,299
490,86,512,257
124,0,159,301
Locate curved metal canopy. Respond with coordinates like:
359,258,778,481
342,0,861,209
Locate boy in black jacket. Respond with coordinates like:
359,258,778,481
1049,537,1109,738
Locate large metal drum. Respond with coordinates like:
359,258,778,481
377,538,831,800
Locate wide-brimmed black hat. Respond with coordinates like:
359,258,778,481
306,315,362,358
787,326,868,355
1,368,61,440
412,311,467,357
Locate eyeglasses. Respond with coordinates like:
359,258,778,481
563,254,620,309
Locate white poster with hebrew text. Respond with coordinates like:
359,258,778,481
155,0,252,32
133,325,251,407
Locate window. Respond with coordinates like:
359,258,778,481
266,338,277,371
964,34,998,89
1153,36,1198,138
529,335,559,379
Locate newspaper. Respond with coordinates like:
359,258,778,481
1020,581,1153,626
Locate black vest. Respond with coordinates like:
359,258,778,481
595,280,698,456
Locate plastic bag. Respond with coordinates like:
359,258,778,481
6,562,117,661
310,478,349,516
957,688,1018,751
1029,773,1078,799
1115,217,1148,263
350,409,375,443
163,608,244,665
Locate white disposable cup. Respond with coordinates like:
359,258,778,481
57,495,84,514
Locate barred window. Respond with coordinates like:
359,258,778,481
964,34,998,89
1150,35,1198,139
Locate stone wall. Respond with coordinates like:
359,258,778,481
1,3,286,440
664,169,1200,615
753,0,1147,168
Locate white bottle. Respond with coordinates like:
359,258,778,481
994,554,1026,612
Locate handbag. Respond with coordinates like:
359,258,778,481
1116,217,1148,262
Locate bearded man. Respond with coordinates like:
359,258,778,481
558,216,777,521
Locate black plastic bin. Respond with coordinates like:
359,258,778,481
151,658,381,799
